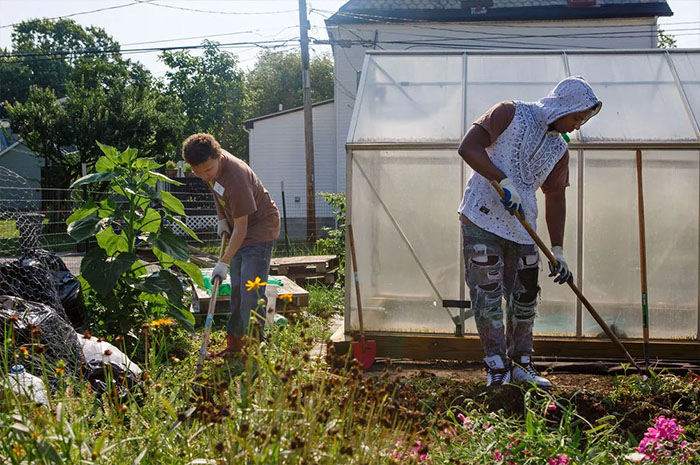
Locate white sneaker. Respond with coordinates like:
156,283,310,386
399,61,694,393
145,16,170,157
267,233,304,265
484,355,511,387
511,355,552,389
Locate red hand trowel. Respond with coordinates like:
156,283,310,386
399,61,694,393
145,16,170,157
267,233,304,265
348,224,376,370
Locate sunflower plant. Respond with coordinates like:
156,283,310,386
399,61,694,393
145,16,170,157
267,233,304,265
67,142,203,339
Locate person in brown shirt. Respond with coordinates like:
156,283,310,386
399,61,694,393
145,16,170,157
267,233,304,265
182,133,280,356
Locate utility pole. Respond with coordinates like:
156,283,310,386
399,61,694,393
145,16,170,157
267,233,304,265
298,0,316,242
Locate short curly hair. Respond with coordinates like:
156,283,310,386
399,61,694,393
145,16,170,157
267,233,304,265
182,133,222,166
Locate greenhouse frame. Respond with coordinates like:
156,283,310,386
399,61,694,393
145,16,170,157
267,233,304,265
336,49,700,362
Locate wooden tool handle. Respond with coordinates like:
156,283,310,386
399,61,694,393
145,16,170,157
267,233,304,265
490,180,641,371
348,224,365,336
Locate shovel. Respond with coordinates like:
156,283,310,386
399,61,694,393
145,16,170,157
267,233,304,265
491,180,641,371
195,232,229,375
348,223,376,370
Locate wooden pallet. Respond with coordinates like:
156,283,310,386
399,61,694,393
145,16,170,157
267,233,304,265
192,274,309,319
269,255,339,275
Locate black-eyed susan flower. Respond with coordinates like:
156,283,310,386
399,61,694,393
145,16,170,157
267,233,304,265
245,277,266,291
279,294,293,303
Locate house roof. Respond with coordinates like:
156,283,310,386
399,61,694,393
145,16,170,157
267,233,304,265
244,99,334,129
326,0,673,25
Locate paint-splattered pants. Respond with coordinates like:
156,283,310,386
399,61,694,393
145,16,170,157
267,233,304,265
461,221,540,359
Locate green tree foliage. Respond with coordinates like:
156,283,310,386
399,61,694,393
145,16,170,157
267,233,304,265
657,28,678,49
0,19,119,115
161,41,247,159
67,142,203,338
246,50,334,119
6,57,184,187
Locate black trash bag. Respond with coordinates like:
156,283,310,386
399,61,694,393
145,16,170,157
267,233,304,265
20,249,87,330
0,295,82,383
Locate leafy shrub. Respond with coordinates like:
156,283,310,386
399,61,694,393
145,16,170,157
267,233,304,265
67,142,203,339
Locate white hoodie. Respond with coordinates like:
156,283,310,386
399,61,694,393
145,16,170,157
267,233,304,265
458,76,601,244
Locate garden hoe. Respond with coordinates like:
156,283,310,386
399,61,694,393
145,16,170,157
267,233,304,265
195,232,229,375
490,180,641,372
348,223,376,370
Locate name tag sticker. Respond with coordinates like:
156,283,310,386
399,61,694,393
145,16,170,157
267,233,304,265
213,182,225,196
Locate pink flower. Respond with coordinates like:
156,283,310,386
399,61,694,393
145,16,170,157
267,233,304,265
548,401,557,411
494,450,503,461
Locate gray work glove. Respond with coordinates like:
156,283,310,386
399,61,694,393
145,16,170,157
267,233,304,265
548,246,573,285
498,178,524,216
216,218,231,238
211,260,228,284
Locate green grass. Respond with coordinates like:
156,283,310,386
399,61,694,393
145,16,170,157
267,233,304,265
2,288,700,464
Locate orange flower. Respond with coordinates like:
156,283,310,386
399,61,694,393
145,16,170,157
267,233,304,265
55,367,64,375
19,346,28,356
279,294,293,303
150,318,176,328
245,276,267,291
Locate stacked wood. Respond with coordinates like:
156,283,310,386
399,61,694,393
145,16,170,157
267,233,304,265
269,255,339,286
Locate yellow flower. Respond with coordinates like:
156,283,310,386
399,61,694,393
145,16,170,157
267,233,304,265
245,276,267,291
19,346,28,356
279,294,293,303
150,318,176,328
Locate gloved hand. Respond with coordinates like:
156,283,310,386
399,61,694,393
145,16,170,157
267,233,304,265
217,218,231,238
498,178,524,216
548,246,573,285
211,260,229,284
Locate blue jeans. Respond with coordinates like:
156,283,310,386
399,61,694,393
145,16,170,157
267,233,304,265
461,221,540,359
227,241,274,338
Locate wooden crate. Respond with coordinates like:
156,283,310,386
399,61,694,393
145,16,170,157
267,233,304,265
193,274,309,318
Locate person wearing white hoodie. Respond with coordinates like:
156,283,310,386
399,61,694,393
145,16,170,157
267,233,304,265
457,76,602,388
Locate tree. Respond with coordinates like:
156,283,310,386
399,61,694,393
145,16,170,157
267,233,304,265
246,50,334,119
0,19,119,115
657,28,677,49
161,41,247,159
7,57,184,188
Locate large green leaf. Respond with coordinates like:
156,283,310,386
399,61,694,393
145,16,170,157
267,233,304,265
175,260,204,289
168,301,194,332
165,214,200,242
95,155,116,173
67,212,103,242
134,158,161,171
120,147,138,164
71,170,120,188
97,141,120,162
97,198,117,218
160,190,185,216
137,269,183,305
153,246,175,268
135,208,161,233
147,228,189,261
96,226,129,255
148,170,184,186
65,201,98,225
81,248,138,295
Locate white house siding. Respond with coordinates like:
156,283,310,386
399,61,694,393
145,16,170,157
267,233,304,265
328,17,658,191
248,101,337,239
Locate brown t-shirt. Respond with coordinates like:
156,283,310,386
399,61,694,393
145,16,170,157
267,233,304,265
209,151,280,247
473,100,569,194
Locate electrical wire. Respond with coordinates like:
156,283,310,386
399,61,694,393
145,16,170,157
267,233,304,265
0,1,154,29
138,1,298,16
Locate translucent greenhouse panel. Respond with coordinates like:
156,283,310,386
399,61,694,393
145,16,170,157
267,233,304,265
670,53,700,136
582,151,642,337
534,151,579,336
465,54,567,129
349,150,464,333
568,54,698,141
642,150,699,340
351,55,463,143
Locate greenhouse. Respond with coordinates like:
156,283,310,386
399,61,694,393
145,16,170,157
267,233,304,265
339,49,700,361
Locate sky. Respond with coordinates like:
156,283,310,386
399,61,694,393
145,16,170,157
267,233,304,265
0,0,698,77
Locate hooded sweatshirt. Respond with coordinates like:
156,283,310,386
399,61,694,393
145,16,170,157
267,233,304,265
458,76,601,244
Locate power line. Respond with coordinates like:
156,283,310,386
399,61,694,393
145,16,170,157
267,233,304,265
138,1,298,16
0,1,154,29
